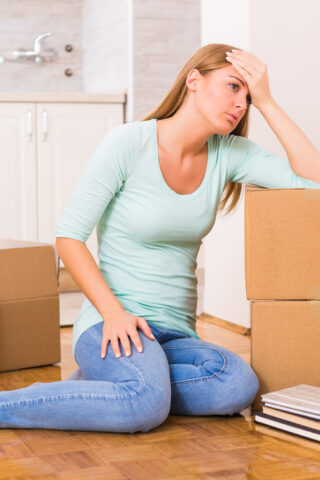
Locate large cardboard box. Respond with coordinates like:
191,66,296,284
244,185,320,412
245,184,320,300
0,239,61,372
251,300,320,412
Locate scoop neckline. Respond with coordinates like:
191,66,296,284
152,118,211,200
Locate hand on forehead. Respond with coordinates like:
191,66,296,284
225,49,271,108
225,65,248,86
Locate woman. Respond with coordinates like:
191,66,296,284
1,44,319,432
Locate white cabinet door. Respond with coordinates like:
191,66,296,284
36,102,123,265
0,103,37,241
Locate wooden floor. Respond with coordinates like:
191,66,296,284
1,317,320,479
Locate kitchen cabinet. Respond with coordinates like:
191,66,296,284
0,93,126,265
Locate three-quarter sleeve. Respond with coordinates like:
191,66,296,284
222,134,320,189
56,121,140,243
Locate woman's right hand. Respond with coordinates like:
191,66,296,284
100,310,155,359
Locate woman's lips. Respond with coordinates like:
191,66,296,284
226,113,237,122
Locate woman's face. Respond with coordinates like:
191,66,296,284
188,64,251,134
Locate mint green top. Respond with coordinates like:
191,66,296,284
56,118,320,357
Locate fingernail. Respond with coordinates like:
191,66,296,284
138,346,143,352
125,351,130,356
116,352,121,358
151,334,155,339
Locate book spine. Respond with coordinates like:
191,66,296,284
254,413,320,439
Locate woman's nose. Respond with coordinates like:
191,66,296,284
236,93,249,109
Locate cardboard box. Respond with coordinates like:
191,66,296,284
251,300,320,412
0,239,61,372
245,184,320,300
244,185,320,411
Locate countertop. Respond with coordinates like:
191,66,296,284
0,91,127,103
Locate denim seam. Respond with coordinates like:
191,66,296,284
163,346,228,384
0,392,144,409
115,356,146,394
154,330,167,341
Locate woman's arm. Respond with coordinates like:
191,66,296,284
222,134,320,189
56,237,125,319
226,49,320,183
55,121,139,244
257,97,320,183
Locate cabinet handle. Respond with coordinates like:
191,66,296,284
42,109,48,142
27,109,32,142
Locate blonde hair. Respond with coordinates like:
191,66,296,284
141,43,252,217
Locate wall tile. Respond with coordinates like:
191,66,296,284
0,0,83,91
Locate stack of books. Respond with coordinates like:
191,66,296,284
253,384,320,443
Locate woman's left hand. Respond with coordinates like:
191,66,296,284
225,49,272,108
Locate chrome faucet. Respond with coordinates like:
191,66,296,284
9,32,57,64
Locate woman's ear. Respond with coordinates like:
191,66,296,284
186,68,200,92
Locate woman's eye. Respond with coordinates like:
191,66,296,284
229,83,252,105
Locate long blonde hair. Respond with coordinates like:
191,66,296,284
141,43,252,217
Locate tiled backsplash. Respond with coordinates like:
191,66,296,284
0,0,201,123
0,0,83,91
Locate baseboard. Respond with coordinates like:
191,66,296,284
198,312,251,336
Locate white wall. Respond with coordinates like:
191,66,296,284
201,0,250,48
200,0,319,328
201,0,251,327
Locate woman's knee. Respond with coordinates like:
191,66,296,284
63,373,171,433
98,382,171,434
74,326,172,432
222,354,260,414
132,385,171,432
195,350,259,416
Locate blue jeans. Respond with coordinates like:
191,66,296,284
0,321,259,432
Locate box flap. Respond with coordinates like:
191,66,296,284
245,184,268,191
0,239,54,249
245,184,320,197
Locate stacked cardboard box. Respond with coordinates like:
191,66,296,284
244,184,320,412
0,239,61,372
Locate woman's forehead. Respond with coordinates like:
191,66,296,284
212,66,248,89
